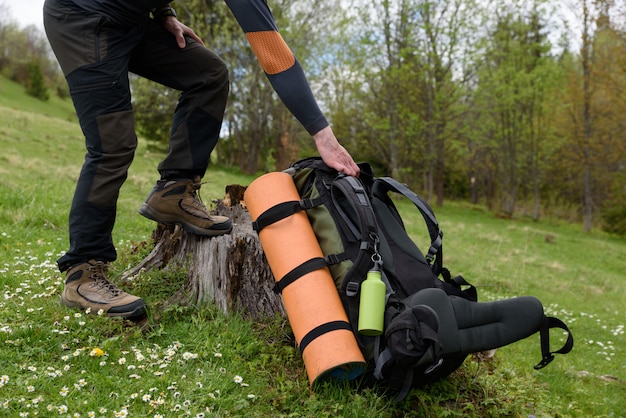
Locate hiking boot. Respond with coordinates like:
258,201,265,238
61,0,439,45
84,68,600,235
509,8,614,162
62,260,146,320
138,176,232,236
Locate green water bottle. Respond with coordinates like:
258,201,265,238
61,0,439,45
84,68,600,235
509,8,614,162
357,264,386,336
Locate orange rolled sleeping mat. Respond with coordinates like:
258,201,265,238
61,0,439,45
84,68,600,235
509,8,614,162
244,172,366,387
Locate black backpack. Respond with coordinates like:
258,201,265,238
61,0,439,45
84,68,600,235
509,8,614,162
252,157,573,401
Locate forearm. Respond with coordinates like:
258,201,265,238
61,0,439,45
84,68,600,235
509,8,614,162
225,0,328,135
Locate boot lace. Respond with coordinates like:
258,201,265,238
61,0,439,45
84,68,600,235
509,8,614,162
188,177,209,211
87,261,123,297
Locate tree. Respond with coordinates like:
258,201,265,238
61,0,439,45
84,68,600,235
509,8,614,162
328,0,483,203
26,60,49,101
414,0,481,206
552,0,626,231
470,2,557,217
330,0,431,183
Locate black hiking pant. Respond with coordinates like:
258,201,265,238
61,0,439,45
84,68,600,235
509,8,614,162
43,0,229,272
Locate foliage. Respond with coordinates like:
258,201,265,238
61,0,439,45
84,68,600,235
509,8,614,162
26,60,50,101
131,76,177,148
601,203,626,236
601,172,626,236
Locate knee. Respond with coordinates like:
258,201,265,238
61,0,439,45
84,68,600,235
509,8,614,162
208,56,229,95
193,50,229,95
95,110,138,167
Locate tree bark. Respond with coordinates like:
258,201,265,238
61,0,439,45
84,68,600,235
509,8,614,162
122,186,285,321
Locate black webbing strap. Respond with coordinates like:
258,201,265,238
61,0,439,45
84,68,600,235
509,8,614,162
377,177,438,226
332,175,377,239
534,316,574,369
441,270,478,302
299,320,353,354
375,177,442,262
252,197,322,232
272,257,327,294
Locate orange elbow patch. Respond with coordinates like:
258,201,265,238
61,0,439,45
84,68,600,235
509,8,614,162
246,31,295,75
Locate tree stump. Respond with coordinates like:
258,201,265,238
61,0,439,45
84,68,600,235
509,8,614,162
122,185,285,321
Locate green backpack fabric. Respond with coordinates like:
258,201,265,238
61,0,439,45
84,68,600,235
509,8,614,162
253,157,574,401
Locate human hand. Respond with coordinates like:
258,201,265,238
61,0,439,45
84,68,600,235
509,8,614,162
161,16,205,48
313,126,360,177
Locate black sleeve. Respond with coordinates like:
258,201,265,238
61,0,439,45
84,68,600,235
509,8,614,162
225,0,328,135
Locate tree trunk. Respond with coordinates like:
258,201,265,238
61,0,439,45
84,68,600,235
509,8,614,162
274,113,299,171
121,186,285,321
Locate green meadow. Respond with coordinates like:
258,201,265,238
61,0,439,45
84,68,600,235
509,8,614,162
1,75,624,417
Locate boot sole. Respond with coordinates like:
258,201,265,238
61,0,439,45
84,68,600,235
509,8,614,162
139,204,233,237
61,297,147,321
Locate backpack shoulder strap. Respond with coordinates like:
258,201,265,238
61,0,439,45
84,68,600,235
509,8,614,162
331,175,379,246
327,175,381,329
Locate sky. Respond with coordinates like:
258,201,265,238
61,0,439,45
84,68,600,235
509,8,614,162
3,0,585,34
2,0,586,53
3,0,45,28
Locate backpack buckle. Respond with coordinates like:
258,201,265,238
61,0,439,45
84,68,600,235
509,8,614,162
424,357,444,374
346,281,360,297
299,198,317,210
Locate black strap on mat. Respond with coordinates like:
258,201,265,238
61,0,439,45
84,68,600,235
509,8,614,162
534,316,574,369
252,197,322,232
299,320,353,353
273,257,327,294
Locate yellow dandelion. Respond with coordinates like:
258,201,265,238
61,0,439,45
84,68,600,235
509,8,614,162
90,347,105,357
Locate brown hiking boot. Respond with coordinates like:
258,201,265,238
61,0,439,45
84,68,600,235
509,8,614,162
138,176,232,236
62,260,146,320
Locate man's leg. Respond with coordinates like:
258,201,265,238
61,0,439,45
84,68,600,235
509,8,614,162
45,0,145,270
44,0,145,318
130,19,232,236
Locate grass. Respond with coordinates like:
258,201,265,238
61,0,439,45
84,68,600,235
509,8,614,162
1,74,625,417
